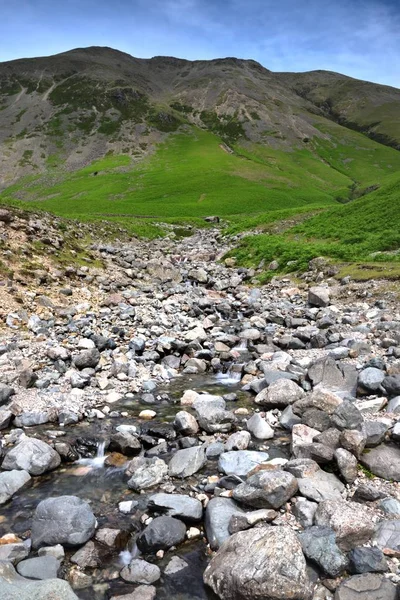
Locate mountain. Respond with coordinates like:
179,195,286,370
0,46,399,221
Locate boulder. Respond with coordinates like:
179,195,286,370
147,493,203,521
127,457,168,490
233,470,298,509
168,445,206,478
120,558,161,584
2,438,61,476
308,286,330,307
334,573,397,599
299,526,348,577
314,500,377,551
205,497,244,550
348,546,388,574
32,496,96,548
255,378,304,407
372,520,400,555
173,411,199,436
16,556,60,580
246,413,274,440
204,526,313,600
136,516,186,553
0,470,31,504
359,444,400,481
218,450,269,477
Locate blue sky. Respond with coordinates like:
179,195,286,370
1,0,399,87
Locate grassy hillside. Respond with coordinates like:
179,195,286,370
2,121,400,224
227,173,400,279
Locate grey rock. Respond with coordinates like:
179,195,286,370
16,556,60,580
168,445,206,478
110,586,156,600
204,526,313,600
383,374,400,396
0,540,31,564
70,541,100,568
373,519,400,554
0,469,31,504
206,442,225,458
205,497,244,550
386,396,400,413
14,411,50,427
279,405,302,430
246,413,274,439
360,443,400,481
364,420,389,447
255,378,304,407
308,286,330,307
335,448,358,484
331,401,363,430
174,410,199,436
0,408,12,429
379,497,400,516
2,437,61,475
136,516,186,553
233,469,298,509
293,498,318,528
194,395,236,433
358,368,385,393
228,508,277,533
340,429,366,458
297,467,345,502
120,558,161,584
218,450,270,477
147,492,203,521
32,495,96,548
299,526,348,577
334,573,397,600
348,546,388,574
110,431,141,455
0,382,14,405
0,564,79,600
314,500,376,551
73,348,100,369
164,556,188,575
225,430,251,451
127,457,168,490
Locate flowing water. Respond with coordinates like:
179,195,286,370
1,373,289,599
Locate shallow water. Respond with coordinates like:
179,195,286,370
1,372,285,599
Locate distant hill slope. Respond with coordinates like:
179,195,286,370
0,46,399,221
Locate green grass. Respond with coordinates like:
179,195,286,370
227,172,400,278
0,125,380,220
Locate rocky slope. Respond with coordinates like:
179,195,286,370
0,208,400,599
1,46,399,186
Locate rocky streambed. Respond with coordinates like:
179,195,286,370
0,220,400,600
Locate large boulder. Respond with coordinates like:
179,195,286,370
299,526,348,577
334,573,397,599
205,497,244,550
232,470,298,509
314,500,377,551
0,562,78,600
147,493,203,521
255,378,304,407
168,445,206,478
2,438,61,476
372,520,400,554
204,526,313,600
136,516,186,553
0,470,31,504
218,450,270,477
31,496,96,548
246,413,274,440
359,444,400,481
127,457,168,490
